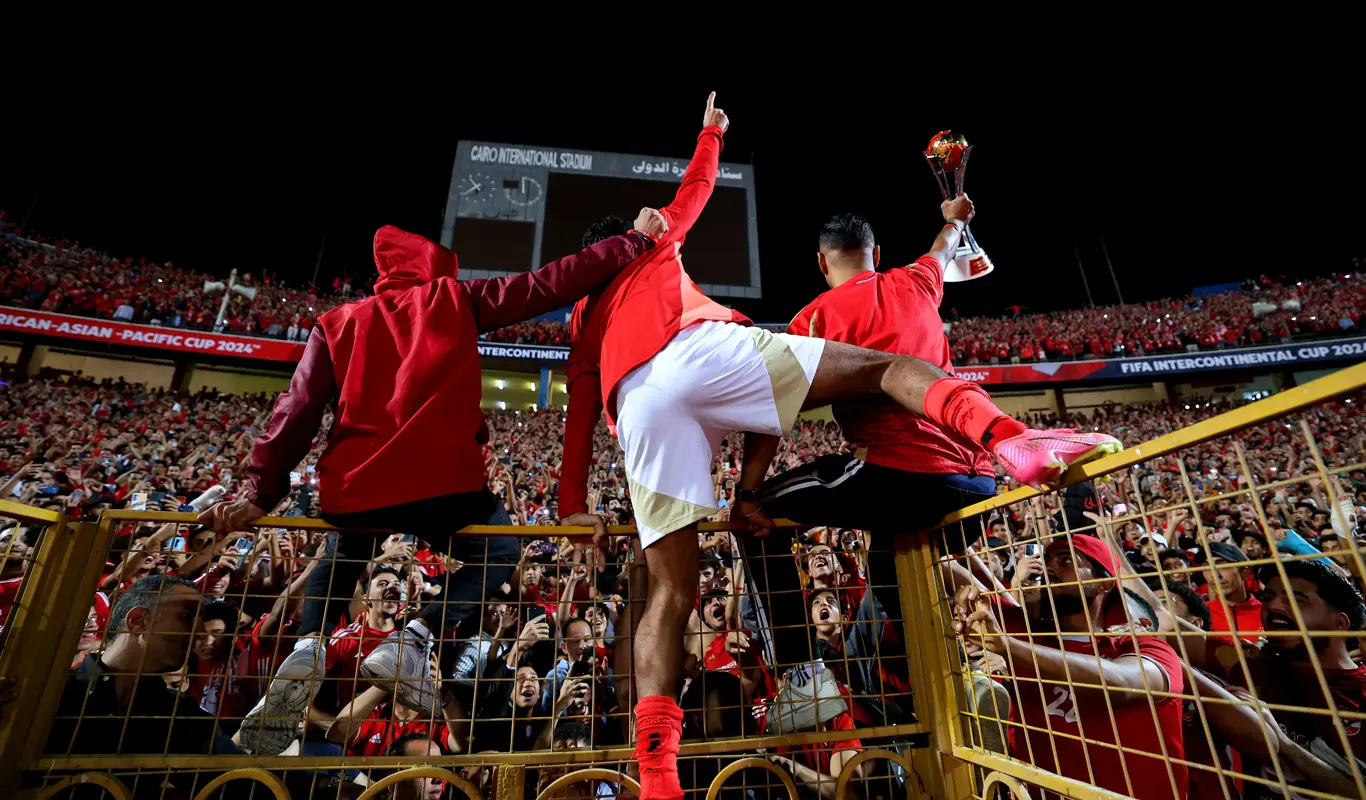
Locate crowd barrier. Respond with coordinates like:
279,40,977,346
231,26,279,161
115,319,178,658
0,360,1364,800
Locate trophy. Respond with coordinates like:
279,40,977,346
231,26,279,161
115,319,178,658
925,130,994,282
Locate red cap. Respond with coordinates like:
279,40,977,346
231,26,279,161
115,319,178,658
1047,533,1120,579
91,590,111,634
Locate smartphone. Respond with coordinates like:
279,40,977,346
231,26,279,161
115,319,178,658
169,536,187,551
568,657,593,678
1023,543,1041,558
289,472,303,486
234,536,253,552
401,534,417,545
130,492,149,511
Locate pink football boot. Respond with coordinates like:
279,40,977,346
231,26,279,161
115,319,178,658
992,429,1122,489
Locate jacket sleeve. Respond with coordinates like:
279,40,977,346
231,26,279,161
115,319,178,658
243,328,334,511
461,233,653,334
559,332,604,518
659,126,725,242
843,587,887,663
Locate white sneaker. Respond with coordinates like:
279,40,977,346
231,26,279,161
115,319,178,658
238,636,325,755
361,620,439,714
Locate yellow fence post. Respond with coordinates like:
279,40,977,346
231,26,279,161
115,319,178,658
897,533,974,800
0,508,78,794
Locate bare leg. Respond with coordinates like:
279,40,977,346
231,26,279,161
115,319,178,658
798,340,1119,486
803,340,947,413
632,526,699,800
636,526,700,698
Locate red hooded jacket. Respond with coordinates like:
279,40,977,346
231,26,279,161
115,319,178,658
243,226,653,515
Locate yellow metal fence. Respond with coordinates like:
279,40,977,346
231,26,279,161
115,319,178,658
0,360,1363,800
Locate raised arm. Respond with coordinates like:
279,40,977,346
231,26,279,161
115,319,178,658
463,226,658,333
658,93,729,242
326,685,388,745
956,585,1174,706
925,195,974,268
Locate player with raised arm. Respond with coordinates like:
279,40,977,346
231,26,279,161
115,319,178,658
736,207,1122,681
558,93,1122,800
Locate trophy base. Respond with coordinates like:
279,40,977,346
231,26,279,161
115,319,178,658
944,247,993,283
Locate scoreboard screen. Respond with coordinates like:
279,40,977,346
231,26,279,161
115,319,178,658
442,140,761,298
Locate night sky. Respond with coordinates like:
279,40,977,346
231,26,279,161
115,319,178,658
4,82,1361,325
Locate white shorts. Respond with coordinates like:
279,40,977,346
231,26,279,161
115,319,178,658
615,321,826,548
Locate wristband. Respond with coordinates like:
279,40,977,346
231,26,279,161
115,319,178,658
628,230,657,249
736,488,760,503
943,220,965,232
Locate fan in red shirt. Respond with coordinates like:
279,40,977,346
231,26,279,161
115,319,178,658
693,589,776,707
1198,541,1265,644
559,95,1120,800
954,534,1187,800
328,681,460,757
180,600,249,722
1198,559,1366,799
323,566,404,706
200,208,666,756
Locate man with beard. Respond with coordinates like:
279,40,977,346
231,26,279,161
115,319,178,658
322,566,404,709
737,209,1119,735
953,534,1187,800
1205,560,1366,799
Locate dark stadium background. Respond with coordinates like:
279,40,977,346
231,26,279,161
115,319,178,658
3,82,1361,325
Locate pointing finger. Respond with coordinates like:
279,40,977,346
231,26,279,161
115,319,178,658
707,92,715,111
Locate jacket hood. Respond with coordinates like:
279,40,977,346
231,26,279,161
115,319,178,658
372,225,459,294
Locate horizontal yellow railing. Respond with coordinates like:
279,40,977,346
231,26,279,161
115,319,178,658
95,507,803,536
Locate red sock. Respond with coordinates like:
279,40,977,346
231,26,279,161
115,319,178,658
923,377,1027,451
634,695,683,800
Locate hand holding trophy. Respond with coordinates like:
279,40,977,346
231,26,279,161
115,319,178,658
925,131,993,282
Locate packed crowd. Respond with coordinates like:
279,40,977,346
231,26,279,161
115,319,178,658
0,221,573,350
946,272,1365,364
6,212,1363,365
0,228,347,341
3,366,1365,797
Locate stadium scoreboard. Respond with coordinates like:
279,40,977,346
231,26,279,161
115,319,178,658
441,140,761,299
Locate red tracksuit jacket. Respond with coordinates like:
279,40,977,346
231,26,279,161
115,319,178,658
244,226,652,515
